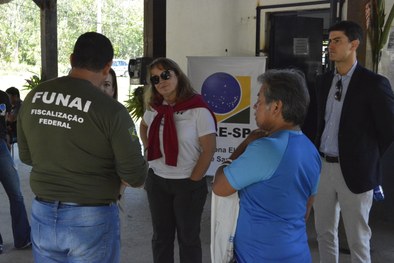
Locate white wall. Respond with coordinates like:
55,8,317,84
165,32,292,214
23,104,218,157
166,0,394,74
167,0,334,71
166,0,252,71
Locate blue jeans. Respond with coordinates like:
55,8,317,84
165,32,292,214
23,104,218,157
31,198,120,263
0,139,31,248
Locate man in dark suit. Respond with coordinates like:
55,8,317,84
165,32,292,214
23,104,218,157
313,21,394,263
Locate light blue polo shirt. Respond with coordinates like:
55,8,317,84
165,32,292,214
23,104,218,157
224,130,321,262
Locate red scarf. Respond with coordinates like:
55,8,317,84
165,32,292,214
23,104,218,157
147,94,217,166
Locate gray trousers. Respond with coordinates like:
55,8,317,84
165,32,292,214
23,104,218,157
314,160,373,263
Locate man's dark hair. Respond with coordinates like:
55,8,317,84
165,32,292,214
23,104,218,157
328,20,363,42
257,69,310,126
71,32,114,72
6,87,20,98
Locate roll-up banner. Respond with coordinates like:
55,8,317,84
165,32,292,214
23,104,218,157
187,56,267,176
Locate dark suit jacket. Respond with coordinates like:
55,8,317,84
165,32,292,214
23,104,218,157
315,64,394,194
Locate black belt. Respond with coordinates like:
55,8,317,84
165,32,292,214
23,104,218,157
35,197,112,207
319,152,339,163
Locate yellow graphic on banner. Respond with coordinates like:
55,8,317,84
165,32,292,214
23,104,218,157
215,76,251,123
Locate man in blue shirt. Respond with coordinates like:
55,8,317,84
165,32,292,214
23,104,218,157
213,69,321,262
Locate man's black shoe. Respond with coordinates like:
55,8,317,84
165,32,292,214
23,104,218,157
15,241,31,250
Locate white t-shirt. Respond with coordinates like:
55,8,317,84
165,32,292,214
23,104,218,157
143,107,216,179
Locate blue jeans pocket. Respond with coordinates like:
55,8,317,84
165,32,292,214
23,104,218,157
32,200,120,263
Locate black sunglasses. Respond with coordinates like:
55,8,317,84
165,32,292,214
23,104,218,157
334,79,342,101
150,70,171,85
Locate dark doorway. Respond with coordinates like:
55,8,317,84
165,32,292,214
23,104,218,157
268,13,325,140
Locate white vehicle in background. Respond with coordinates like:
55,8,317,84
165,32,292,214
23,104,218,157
112,59,129,77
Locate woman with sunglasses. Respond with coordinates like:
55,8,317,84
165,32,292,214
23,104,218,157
140,57,216,263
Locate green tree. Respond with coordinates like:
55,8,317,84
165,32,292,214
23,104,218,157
57,0,144,68
100,0,144,59
0,0,40,64
0,0,143,70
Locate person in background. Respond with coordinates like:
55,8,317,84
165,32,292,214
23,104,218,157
17,32,148,263
102,68,118,100
5,87,22,148
140,57,217,263
100,67,128,222
213,69,321,263
313,20,394,263
0,90,31,254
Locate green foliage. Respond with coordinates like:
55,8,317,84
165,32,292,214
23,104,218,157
367,0,394,73
57,0,144,66
0,0,39,64
125,85,145,120
0,0,143,69
380,3,394,50
23,74,41,90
